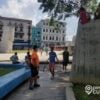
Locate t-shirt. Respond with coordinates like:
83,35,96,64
10,55,18,63
49,51,57,63
31,51,39,67
25,54,31,65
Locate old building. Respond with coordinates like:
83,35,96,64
32,27,42,48
36,19,66,47
0,16,32,52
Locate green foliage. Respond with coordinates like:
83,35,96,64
73,84,100,100
38,0,80,20
38,0,99,20
86,0,98,13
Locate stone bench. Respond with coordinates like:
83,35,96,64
0,64,31,99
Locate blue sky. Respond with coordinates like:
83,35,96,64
0,0,79,40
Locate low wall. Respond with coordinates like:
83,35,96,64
0,64,31,99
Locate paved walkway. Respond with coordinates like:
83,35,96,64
0,51,73,62
4,64,72,100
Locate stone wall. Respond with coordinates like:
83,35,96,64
70,19,100,85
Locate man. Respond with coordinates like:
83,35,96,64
48,47,59,79
25,52,31,68
29,45,40,90
62,47,69,72
10,52,19,64
94,3,100,20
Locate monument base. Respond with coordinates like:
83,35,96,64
71,19,100,85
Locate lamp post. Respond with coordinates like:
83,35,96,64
28,25,31,51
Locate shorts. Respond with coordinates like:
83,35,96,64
30,64,38,77
63,61,68,66
49,63,55,69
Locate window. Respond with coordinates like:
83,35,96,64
56,37,58,40
0,21,3,30
50,29,52,32
53,30,55,33
46,36,48,40
15,34,18,38
0,32,2,37
15,26,18,31
43,22,45,25
52,36,54,40
43,36,45,40
46,23,48,25
56,24,59,27
63,30,65,33
20,24,23,32
43,29,45,32
20,27,23,32
56,30,58,33
38,32,40,34
63,37,65,41
49,36,51,40
20,35,23,38
46,29,48,32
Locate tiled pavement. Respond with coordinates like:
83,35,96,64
4,65,72,100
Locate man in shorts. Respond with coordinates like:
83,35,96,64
29,45,40,90
62,47,69,72
48,47,59,79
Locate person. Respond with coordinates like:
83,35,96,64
40,48,43,55
79,6,90,24
48,46,59,79
62,47,69,72
25,52,31,68
29,45,40,90
45,47,48,55
10,52,19,64
94,3,100,20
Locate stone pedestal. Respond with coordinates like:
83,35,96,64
70,20,100,85
0,25,14,53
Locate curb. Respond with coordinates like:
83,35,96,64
65,84,76,100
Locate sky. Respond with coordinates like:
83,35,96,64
0,0,79,41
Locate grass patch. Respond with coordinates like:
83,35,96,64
73,84,100,100
0,67,17,76
11,50,28,53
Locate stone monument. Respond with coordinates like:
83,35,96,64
70,19,100,85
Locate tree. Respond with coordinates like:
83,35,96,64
38,0,97,20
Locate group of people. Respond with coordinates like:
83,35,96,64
10,45,69,90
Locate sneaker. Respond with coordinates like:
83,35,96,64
34,84,40,88
29,86,34,90
50,76,54,80
37,75,40,79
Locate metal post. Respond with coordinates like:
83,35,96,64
28,25,31,51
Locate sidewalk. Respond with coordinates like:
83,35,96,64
4,64,73,100
0,51,73,62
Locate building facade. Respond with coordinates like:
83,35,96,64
0,16,32,51
32,27,42,48
36,19,66,47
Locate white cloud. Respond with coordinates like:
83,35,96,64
0,0,47,25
